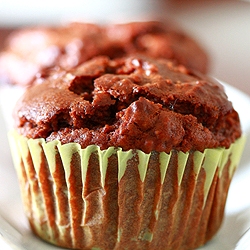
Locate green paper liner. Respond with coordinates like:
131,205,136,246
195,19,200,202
8,131,245,250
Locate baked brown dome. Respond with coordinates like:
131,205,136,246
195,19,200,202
14,55,240,153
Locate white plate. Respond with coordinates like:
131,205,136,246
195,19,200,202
0,81,250,250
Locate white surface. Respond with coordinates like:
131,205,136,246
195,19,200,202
0,85,25,131
0,81,250,249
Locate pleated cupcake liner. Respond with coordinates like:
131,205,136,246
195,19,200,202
8,130,245,250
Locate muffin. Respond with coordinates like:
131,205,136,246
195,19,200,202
0,21,209,87
8,55,244,250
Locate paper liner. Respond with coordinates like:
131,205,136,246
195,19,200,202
8,131,245,250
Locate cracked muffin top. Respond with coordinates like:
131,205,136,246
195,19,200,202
13,55,240,153
0,21,208,86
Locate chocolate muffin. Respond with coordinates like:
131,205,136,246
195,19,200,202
9,55,244,250
0,21,208,87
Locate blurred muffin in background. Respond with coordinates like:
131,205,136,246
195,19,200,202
0,21,209,87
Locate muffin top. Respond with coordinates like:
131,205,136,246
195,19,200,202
0,21,208,86
14,55,241,153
